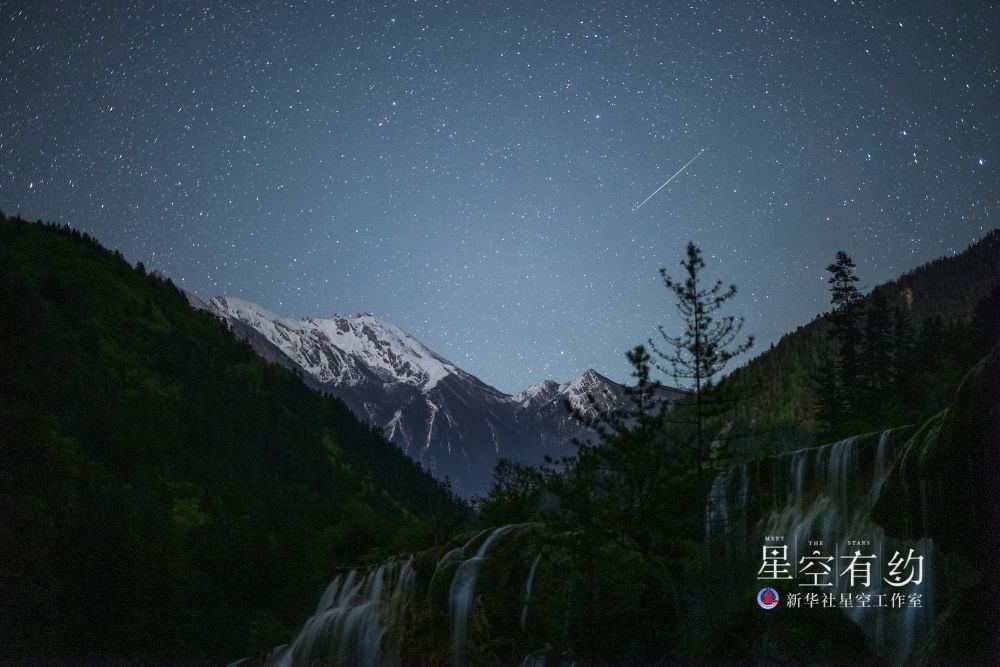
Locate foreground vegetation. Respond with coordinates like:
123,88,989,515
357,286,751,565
473,234,999,663
0,214,465,662
2,212,996,664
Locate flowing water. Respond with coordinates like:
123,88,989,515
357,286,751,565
448,524,517,666
267,557,415,667
521,552,543,631
263,524,529,666
242,431,932,667
705,429,934,665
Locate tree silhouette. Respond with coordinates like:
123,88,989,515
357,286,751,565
814,250,865,440
648,242,753,475
826,250,864,411
861,289,894,408
547,343,692,566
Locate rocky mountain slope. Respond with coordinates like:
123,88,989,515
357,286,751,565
198,295,683,495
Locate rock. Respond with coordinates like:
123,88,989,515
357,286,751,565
872,343,1000,665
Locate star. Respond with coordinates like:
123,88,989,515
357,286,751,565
1,1,993,393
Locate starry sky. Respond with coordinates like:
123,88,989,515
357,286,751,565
2,1,997,393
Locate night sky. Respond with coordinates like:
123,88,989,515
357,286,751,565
2,1,996,393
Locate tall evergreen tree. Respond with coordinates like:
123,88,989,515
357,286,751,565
545,344,688,558
534,345,692,663
825,251,864,414
813,348,842,444
862,289,894,410
648,242,753,475
917,316,946,359
890,305,914,389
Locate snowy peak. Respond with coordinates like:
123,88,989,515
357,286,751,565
561,368,612,394
209,296,282,328
206,296,460,392
198,292,681,496
306,312,460,391
558,369,622,417
510,369,623,418
513,379,561,406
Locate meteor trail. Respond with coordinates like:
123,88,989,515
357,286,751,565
634,148,705,210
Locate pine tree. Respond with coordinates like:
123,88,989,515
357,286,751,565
825,251,863,416
813,347,842,443
649,242,753,475
917,316,946,358
861,290,894,412
891,305,914,384
550,344,685,555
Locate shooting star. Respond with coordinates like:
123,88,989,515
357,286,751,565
633,148,705,210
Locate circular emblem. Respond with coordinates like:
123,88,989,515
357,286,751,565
757,587,779,610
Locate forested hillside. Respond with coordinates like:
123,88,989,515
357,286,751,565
714,230,1000,456
0,214,464,662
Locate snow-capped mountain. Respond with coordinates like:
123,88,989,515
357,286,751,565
199,295,683,496
207,297,466,391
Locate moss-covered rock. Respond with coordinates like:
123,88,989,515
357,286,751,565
872,343,1000,664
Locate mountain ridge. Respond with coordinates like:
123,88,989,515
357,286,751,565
199,295,683,495
715,228,1000,454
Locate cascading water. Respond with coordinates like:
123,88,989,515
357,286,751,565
244,523,541,666
268,557,415,667
449,524,516,667
705,429,934,665
520,648,548,667
705,460,749,581
520,552,542,631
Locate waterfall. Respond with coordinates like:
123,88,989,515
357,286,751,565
705,472,730,542
520,648,548,666
246,523,538,666
705,458,749,580
705,429,934,665
449,524,516,667
268,557,415,667
521,552,543,631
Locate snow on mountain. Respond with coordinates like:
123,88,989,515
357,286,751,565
559,368,624,418
208,296,464,392
199,295,680,496
513,379,561,407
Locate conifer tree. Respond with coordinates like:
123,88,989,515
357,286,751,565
813,348,842,443
918,316,946,355
891,305,914,385
548,344,684,556
893,306,913,362
649,242,753,475
862,289,894,408
825,251,864,414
